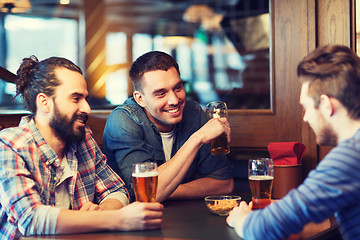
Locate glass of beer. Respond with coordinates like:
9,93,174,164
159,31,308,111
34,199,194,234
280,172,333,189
132,162,158,202
248,158,274,210
205,101,230,155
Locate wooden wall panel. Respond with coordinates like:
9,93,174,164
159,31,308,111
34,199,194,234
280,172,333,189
0,114,23,130
317,0,351,46
316,0,352,164
272,0,317,177
300,0,318,177
84,0,107,99
228,110,274,148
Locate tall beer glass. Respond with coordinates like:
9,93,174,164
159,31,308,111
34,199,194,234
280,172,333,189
205,101,230,155
132,162,158,202
248,158,274,210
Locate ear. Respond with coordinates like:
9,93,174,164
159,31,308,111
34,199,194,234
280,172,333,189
319,94,334,117
133,91,146,108
36,93,52,113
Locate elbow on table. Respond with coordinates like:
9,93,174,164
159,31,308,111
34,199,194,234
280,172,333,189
227,178,235,193
220,178,234,194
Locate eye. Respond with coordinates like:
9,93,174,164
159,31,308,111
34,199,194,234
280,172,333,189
175,86,182,92
71,93,85,103
174,84,184,92
154,91,166,98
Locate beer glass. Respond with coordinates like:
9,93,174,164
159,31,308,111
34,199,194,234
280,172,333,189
248,158,274,210
205,101,230,155
132,162,158,202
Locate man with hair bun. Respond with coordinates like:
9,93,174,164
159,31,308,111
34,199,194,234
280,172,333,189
0,56,163,239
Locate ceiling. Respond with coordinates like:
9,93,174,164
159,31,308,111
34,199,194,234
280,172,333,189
9,0,268,36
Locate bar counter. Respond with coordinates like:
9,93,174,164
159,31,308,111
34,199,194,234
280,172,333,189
24,199,339,240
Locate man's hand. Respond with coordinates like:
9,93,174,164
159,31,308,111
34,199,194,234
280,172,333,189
79,202,100,211
226,201,252,238
79,199,124,211
197,117,231,145
115,202,164,231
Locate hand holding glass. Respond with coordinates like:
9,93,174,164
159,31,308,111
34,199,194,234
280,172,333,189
132,162,158,202
248,158,274,210
205,101,230,155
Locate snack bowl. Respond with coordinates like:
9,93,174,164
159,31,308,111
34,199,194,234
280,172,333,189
204,195,241,216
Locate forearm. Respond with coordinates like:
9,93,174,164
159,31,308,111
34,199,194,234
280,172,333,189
56,202,164,234
55,209,115,234
156,133,204,202
99,198,123,210
99,192,129,210
168,178,234,199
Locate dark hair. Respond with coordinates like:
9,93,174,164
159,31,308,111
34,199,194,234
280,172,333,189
16,56,82,114
297,45,360,119
129,51,180,91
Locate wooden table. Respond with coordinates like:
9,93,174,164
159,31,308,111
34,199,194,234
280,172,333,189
24,199,339,240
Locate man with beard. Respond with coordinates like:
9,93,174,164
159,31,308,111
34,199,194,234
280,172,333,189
227,45,360,240
0,56,163,240
103,51,234,202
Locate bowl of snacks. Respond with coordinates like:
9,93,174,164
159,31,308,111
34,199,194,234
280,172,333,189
204,195,241,216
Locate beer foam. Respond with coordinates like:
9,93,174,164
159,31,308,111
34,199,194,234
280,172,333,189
248,175,274,180
132,171,158,177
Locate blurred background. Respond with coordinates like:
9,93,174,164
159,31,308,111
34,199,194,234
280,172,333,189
0,0,270,111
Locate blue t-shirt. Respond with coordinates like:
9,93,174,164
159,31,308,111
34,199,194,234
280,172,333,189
244,129,360,240
103,98,234,201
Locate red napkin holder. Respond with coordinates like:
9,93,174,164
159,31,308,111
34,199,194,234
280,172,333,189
268,142,307,165
268,142,307,199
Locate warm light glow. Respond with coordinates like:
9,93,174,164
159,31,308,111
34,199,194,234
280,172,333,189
60,0,70,5
183,4,215,23
0,0,31,13
183,4,223,31
162,36,193,48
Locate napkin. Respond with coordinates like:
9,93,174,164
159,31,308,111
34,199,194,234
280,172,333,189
267,142,307,165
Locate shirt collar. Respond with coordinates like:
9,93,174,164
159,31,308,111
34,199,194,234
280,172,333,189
19,116,78,167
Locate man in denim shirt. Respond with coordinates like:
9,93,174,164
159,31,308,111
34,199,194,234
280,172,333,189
103,51,234,202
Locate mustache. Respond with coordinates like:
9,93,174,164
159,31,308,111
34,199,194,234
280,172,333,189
75,112,89,123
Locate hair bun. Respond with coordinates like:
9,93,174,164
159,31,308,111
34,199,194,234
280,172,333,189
16,55,39,96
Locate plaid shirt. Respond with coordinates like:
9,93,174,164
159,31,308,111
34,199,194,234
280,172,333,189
0,116,129,239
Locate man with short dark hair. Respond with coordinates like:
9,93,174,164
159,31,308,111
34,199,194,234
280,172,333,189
227,45,360,240
0,56,163,239
103,51,234,202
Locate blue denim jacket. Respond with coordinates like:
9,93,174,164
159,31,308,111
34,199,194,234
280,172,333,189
103,97,233,201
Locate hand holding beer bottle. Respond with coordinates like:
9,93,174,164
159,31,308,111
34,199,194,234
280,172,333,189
248,158,274,210
132,162,158,202
205,101,230,155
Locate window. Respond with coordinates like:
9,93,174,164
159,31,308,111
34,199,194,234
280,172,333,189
0,0,270,111
0,14,78,111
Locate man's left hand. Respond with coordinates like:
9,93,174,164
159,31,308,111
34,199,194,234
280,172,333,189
226,201,252,238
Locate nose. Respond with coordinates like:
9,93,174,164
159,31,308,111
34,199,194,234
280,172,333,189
302,112,308,123
80,99,91,114
167,90,180,105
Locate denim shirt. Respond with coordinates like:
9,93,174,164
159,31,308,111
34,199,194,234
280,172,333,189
103,97,233,201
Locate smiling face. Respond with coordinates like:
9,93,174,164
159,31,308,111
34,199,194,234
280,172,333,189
300,81,338,146
49,67,91,143
134,66,186,132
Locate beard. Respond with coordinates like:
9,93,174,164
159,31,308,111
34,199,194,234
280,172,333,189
49,103,88,144
315,113,338,146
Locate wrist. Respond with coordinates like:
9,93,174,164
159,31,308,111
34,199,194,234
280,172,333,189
189,131,206,147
